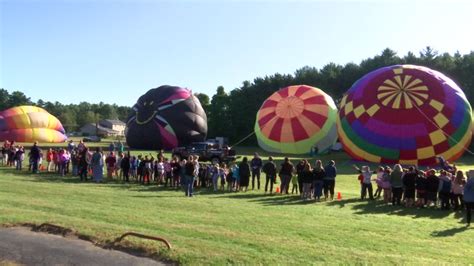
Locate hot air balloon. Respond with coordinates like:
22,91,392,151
255,85,337,154
126,85,207,150
0,105,67,143
337,65,472,165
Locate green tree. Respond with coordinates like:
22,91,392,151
8,91,31,107
58,109,77,132
0,89,10,110
208,86,231,138
194,93,210,117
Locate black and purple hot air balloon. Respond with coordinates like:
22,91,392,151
126,85,207,150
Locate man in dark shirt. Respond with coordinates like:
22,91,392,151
250,153,263,190
30,141,41,173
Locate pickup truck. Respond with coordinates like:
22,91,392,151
172,142,238,165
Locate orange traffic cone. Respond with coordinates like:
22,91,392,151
337,192,342,201
276,186,280,193
40,165,45,171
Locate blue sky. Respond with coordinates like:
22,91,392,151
1,0,473,106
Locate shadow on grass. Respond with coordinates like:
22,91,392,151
431,226,471,237
326,198,468,221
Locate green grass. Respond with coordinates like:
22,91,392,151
1,150,474,264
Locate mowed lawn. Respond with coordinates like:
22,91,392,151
1,150,474,264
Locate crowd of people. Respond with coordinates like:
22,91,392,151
352,158,474,226
2,140,474,226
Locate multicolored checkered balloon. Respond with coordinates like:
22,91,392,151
255,85,337,154
337,65,472,165
0,105,67,143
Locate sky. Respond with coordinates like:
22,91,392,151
1,0,473,106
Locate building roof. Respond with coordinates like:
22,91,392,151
80,123,120,134
100,119,126,126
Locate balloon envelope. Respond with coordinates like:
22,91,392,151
126,85,207,150
255,85,337,154
337,65,472,165
0,105,67,143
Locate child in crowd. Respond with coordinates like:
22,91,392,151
438,170,452,210
164,158,172,187
452,171,466,210
291,173,299,194
374,166,385,198
212,163,220,192
220,164,227,191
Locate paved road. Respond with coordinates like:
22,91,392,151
0,227,164,266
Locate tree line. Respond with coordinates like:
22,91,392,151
206,47,474,145
2,47,473,145
0,90,131,132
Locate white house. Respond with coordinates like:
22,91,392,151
80,119,126,137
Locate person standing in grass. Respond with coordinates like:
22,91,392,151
71,150,79,176
382,167,392,203
0,146,4,166
77,140,86,153
353,165,375,200
46,148,54,172
121,152,130,182
262,157,276,194
279,157,294,194
2,140,10,165
374,166,385,198
8,143,16,167
438,170,452,210
291,172,299,194
30,141,41,173
115,152,123,180
403,166,417,207
296,160,305,195
171,157,180,187
323,160,337,200
15,146,25,171
130,156,138,181
59,149,71,176
251,153,263,190
239,157,251,192
226,163,234,192
232,163,240,192
142,155,154,185
164,158,172,187
184,156,196,197
452,171,466,211
220,163,227,191
415,170,427,207
301,162,313,200
390,164,404,206
105,152,116,179
211,163,220,192
78,148,89,181
312,160,325,201
425,169,439,207
91,148,104,182
463,174,474,226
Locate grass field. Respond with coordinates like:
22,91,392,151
1,149,474,264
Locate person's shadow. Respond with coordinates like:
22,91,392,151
431,226,471,237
